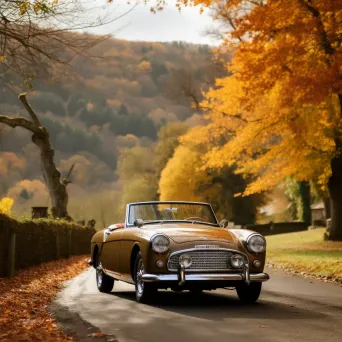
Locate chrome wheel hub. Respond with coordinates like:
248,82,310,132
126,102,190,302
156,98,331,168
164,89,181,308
137,261,145,294
96,262,103,287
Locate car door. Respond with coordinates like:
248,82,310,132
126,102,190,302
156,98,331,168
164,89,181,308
101,228,123,278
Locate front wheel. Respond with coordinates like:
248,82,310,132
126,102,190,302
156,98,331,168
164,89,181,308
134,252,156,303
96,254,114,293
236,282,262,304
190,288,203,295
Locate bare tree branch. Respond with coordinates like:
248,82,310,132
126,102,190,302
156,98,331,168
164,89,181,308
0,114,40,132
63,162,76,185
19,92,41,126
297,0,335,55
0,0,137,86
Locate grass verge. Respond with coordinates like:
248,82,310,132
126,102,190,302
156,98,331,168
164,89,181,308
0,256,89,341
266,228,342,283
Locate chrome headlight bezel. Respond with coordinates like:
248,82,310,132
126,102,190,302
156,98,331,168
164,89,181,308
246,233,266,253
151,234,170,254
231,254,245,268
179,254,192,268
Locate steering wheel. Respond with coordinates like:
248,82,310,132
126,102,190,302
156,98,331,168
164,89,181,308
184,217,205,222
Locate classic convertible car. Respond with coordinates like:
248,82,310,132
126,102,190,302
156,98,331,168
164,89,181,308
89,201,269,303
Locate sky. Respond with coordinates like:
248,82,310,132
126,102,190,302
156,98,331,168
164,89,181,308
87,0,219,45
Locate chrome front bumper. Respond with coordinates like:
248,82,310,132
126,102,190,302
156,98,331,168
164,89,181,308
142,272,269,283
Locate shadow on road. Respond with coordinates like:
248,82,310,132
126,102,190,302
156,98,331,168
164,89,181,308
109,289,325,321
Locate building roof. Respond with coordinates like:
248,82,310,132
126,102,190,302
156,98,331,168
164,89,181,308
311,202,324,210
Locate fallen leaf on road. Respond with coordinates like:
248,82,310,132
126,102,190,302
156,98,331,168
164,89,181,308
0,256,89,341
257,325,270,328
88,332,106,338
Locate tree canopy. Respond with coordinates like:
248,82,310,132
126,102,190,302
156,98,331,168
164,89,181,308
173,0,342,239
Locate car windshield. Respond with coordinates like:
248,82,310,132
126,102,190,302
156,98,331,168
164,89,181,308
128,202,218,226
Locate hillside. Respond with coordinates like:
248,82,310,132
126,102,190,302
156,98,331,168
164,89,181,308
0,37,221,224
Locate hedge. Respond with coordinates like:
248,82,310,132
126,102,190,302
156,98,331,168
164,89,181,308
0,214,95,278
245,222,308,236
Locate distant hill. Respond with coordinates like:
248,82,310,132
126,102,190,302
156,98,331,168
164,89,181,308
0,37,219,218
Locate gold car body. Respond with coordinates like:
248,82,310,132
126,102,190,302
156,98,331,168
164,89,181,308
89,201,269,288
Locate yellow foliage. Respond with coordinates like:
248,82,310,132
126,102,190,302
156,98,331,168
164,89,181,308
136,60,152,73
177,0,342,195
0,197,14,215
159,144,209,201
159,139,223,204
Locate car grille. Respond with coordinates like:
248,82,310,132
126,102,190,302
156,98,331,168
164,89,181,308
167,249,246,272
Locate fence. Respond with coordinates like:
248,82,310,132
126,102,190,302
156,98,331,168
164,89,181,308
245,222,308,236
0,213,95,278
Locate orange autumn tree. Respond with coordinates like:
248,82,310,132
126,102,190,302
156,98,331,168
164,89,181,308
171,0,342,240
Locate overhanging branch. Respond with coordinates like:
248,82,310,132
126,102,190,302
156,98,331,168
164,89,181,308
0,114,40,132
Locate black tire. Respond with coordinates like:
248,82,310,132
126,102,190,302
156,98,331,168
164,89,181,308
134,252,156,303
96,253,114,293
236,282,262,304
190,288,203,295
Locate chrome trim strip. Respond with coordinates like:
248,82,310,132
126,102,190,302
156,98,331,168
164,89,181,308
170,268,245,273
167,248,249,272
103,269,135,284
143,273,243,282
250,273,269,281
142,272,269,282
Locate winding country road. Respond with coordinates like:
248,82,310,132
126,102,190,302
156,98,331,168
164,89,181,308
52,267,342,342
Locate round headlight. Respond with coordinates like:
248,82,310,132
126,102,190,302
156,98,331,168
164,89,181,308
247,234,266,253
151,235,170,253
231,254,245,268
179,254,192,268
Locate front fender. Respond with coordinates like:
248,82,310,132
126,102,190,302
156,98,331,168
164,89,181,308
229,229,267,273
90,230,105,266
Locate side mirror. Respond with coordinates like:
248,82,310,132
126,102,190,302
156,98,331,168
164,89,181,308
220,219,228,228
134,219,144,228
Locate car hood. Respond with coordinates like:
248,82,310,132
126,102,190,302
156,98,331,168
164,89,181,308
142,223,236,244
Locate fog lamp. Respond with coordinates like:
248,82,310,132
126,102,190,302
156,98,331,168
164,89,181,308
231,254,245,268
179,254,192,268
156,260,164,268
253,260,261,268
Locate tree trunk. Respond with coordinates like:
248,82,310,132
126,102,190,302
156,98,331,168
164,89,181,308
323,197,331,220
327,95,342,240
298,181,311,226
327,153,342,240
0,93,71,219
32,129,69,219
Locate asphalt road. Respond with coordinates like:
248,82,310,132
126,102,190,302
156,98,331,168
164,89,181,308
52,267,342,342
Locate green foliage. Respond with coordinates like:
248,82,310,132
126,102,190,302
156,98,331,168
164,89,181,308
110,113,157,139
30,93,66,117
40,117,101,154
19,189,32,200
115,146,158,213
151,62,168,82
267,229,342,278
154,122,189,177
0,213,93,277
284,179,312,224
